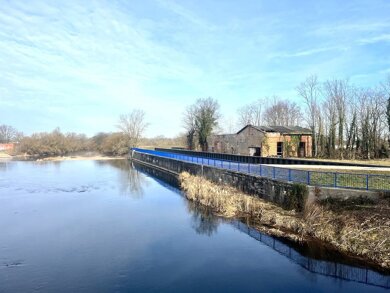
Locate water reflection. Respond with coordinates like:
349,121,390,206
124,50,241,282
132,160,390,289
96,159,149,198
187,201,221,236
0,160,14,172
232,220,390,289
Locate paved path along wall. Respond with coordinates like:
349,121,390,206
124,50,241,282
132,151,381,210
132,151,308,210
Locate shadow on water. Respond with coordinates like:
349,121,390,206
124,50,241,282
130,160,390,289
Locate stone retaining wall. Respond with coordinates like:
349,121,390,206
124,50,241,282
132,151,381,210
132,151,307,210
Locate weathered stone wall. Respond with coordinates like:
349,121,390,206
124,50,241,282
133,151,381,211
201,164,305,208
208,127,266,155
132,151,305,209
208,126,312,158
306,185,380,206
132,151,202,176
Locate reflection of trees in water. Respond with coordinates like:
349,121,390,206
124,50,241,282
96,159,149,198
0,161,14,172
187,201,220,236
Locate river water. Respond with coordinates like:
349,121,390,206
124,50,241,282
0,159,388,292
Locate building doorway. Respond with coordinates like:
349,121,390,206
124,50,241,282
277,142,283,157
298,142,306,157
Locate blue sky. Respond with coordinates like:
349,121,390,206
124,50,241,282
0,0,389,137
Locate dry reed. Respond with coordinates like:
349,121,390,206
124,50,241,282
179,172,390,269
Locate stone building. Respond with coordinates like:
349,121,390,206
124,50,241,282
208,125,312,158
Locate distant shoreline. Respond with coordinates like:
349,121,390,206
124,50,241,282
0,153,125,162
36,155,125,162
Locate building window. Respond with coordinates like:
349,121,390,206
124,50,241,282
249,147,261,156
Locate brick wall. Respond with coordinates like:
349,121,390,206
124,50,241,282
0,143,15,151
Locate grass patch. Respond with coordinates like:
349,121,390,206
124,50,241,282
308,171,390,190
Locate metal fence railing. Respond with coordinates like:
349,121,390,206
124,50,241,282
132,148,390,191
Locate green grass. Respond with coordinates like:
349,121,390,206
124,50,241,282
309,171,390,190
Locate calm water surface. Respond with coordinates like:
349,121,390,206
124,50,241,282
0,159,388,292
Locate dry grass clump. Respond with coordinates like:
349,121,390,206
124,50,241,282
179,172,390,269
179,172,304,241
304,204,390,269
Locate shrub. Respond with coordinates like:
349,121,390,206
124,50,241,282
284,183,308,212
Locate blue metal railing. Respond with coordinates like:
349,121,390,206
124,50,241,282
131,148,390,191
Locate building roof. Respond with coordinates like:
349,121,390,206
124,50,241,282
212,133,236,138
237,125,312,135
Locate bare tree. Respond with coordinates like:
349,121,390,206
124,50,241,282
237,104,253,127
263,98,301,126
0,125,22,143
382,74,390,144
324,79,349,159
237,98,265,127
297,75,321,156
345,88,359,158
117,109,148,148
387,96,390,144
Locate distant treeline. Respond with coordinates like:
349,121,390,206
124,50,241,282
0,126,185,157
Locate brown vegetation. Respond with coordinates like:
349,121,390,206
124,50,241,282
19,128,92,157
179,172,390,269
14,127,184,158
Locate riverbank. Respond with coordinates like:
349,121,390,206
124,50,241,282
36,155,125,162
0,152,12,159
4,153,125,162
179,172,390,271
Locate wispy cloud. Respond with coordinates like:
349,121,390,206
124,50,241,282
0,0,389,136
358,34,390,44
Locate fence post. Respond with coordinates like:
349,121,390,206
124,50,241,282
229,161,231,170
307,171,311,185
288,169,292,182
334,173,337,187
248,163,250,174
238,162,240,172
273,167,276,179
260,165,262,176
366,175,369,190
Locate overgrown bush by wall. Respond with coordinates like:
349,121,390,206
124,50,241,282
283,183,308,212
